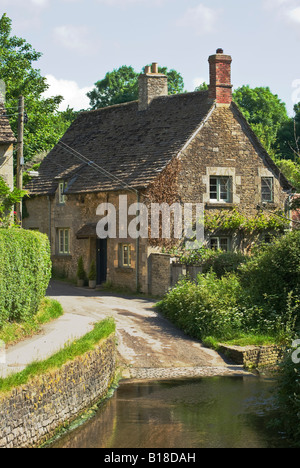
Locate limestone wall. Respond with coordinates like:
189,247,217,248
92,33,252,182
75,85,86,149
0,334,116,448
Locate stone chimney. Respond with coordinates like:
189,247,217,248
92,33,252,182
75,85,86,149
138,63,168,111
208,49,233,105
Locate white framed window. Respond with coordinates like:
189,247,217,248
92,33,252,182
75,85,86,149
59,182,67,205
58,229,70,255
261,177,274,203
210,237,230,252
210,176,232,203
120,244,131,268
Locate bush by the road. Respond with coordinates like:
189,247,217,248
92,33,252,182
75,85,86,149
0,229,52,325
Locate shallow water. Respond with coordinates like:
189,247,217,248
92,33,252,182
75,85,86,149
53,376,287,449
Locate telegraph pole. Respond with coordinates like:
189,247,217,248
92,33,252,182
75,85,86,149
16,95,24,226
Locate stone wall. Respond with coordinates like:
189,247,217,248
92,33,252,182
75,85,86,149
218,343,284,369
0,334,116,449
149,253,171,297
0,143,14,189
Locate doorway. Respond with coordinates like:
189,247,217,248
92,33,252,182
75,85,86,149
96,238,107,285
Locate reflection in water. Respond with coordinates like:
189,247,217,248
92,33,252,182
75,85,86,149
53,376,287,449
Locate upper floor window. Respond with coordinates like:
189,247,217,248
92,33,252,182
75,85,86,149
59,182,67,205
261,177,274,203
210,176,232,203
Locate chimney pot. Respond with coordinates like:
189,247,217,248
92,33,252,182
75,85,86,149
216,48,224,54
151,62,158,74
145,65,151,74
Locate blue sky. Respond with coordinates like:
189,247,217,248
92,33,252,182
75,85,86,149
1,0,300,114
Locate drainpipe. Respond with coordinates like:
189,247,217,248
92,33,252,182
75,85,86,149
47,195,52,250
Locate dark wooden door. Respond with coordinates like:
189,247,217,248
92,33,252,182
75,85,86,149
96,238,107,284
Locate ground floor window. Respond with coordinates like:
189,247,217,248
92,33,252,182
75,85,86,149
210,237,231,252
58,228,70,255
119,243,132,267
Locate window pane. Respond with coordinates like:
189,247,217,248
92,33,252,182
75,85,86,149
210,178,218,200
262,178,273,202
64,230,69,253
210,238,219,250
220,238,229,252
59,230,64,253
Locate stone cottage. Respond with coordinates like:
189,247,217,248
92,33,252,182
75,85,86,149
24,49,292,293
0,102,16,190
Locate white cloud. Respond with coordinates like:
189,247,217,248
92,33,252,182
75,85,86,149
286,5,300,22
53,25,95,54
43,75,93,111
176,4,220,36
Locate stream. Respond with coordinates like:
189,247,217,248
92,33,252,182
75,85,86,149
52,375,288,449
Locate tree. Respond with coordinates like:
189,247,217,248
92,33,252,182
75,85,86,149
0,14,76,162
87,65,185,110
0,176,26,226
275,103,300,161
233,85,289,158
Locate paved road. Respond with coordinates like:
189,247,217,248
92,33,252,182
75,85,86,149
0,280,249,380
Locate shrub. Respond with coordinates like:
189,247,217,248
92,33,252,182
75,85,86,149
88,261,96,281
276,349,300,446
0,229,52,325
77,256,86,281
157,272,245,341
239,230,300,320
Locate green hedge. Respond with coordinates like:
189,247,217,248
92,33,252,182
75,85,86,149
0,229,52,325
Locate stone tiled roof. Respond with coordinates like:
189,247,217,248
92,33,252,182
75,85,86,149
0,103,16,144
26,91,215,195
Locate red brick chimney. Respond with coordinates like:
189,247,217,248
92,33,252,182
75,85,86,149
208,49,233,105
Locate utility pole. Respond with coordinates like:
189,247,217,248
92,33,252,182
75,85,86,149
16,95,24,226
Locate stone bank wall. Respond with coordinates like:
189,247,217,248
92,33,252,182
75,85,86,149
0,334,116,449
219,343,284,369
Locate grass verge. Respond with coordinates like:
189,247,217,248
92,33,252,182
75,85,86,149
0,298,63,345
0,318,116,394
202,334,277,351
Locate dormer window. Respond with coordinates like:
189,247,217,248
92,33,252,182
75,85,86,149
59,181,67,205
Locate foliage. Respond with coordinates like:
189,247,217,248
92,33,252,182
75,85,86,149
238,230,300,318
275,103,300,161
0,297,63,345
276,159,300,192
0,176,26,226
88,261,96,281
233,85,289,157
0,14,76,163
179,247,247,277
87,64,185,110
0,229,51,325
0,318,115,394
276,348,300,446
157,272,244,342
77,256,86,281
159,231,300,346
204,208,288,234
